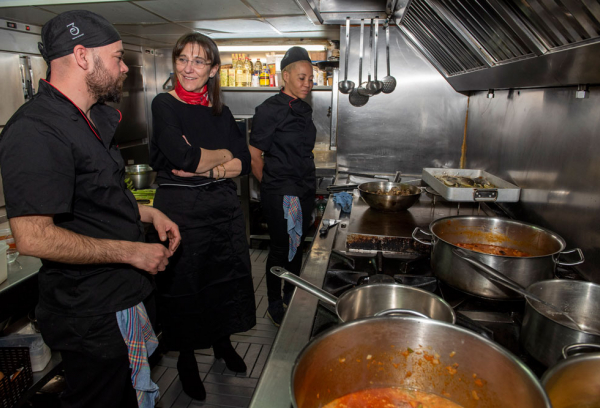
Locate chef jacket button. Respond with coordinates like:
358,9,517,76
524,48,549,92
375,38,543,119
70,114,78,121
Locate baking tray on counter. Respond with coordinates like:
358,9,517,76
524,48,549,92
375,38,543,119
422,168,520,202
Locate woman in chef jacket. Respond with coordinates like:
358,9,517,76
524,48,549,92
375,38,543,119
249,47,317,326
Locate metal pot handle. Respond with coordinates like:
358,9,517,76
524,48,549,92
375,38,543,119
270,266,338,306
374,308,430,319
562,343,600,359
412,227,433,246
556,248,585,266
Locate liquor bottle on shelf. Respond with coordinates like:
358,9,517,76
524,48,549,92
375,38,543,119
245,57,253,87
235,54,245,87
260,66,270,87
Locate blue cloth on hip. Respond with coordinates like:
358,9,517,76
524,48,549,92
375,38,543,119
283,195,302,262
116,302,159,408
333,192,353,213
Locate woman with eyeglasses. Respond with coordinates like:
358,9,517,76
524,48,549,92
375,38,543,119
149,33,255,401
249,47,316,327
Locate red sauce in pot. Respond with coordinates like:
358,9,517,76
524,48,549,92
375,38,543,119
322,388,464,408
456,243,531,257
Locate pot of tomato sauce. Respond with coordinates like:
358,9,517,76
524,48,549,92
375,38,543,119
291,317,551,408
412,216,584,299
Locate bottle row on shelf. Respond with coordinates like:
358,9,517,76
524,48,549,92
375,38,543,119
220,53,332,88
220,53,276,88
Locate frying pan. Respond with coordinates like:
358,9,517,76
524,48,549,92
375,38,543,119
270,266,455,324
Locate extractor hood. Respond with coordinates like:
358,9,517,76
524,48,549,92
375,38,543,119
398,0,600,91
300,0,600,91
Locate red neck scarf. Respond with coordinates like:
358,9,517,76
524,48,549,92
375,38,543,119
175,82,209,106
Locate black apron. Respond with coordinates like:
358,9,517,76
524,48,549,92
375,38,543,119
151,180,256,350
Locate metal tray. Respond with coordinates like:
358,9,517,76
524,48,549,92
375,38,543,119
422,168,520,202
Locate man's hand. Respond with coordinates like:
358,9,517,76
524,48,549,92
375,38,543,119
129,242,172,275
151,210,181,254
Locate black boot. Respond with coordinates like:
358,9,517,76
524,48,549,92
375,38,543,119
213,336,247,373
177,351,206,401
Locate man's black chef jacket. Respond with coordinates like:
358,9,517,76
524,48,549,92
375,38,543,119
0,79,153,318
250,91,317,197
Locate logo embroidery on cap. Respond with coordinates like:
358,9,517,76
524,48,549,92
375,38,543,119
67,22,84,40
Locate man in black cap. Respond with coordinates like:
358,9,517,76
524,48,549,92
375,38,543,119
249,46,317,326
0,10,180,408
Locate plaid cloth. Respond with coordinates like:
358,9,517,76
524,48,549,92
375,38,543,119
116,302,159,408
283,195,303,261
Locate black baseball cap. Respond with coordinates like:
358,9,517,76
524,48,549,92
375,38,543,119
38,10,121,64
280,46,312,71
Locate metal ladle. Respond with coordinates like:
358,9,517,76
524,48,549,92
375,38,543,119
382,21,397,94
359,19,377,97
372,18,384,95
349,19,369,107
453,248,600,335
338,17,354,94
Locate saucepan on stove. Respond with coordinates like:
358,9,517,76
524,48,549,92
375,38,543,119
449,249,600,366
541,343,600,408
270,267,455,324
358,181,422,212
291,317,551,408
521,280,600,367
412,216,584,300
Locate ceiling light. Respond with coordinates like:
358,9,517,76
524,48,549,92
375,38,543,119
0,0,136,5
218,45,327,52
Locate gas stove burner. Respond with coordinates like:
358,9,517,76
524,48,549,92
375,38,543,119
357,274,396,285
346,233,429,256
393,275,437,292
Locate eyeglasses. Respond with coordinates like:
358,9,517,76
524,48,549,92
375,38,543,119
176,57,211,68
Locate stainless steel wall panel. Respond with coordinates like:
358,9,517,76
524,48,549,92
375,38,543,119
0,52,25,127
337,25,468,175
466,86,600,282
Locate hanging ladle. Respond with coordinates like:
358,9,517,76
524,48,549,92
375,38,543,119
358,19,376,96
338,17,354,94
382,20,397,94
371,18,384,95
452,248,599,335
349,19,369,107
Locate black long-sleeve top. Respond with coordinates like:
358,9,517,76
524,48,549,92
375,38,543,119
150,93,250,186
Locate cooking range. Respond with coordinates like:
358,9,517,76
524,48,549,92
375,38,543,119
309,185,585,378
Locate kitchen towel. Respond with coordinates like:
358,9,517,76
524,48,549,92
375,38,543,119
333,192,353,213
283,195,303,261
116,302,159,408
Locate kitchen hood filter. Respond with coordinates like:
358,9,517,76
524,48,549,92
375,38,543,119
500,0,600,50
436,0,534,62
402,0,487,75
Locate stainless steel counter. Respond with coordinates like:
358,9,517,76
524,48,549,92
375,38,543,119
249,189,499,407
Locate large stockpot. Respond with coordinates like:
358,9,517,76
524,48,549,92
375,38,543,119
412,216,584,299
270,266,455,323
292,317,551,408
358,181,422,212
521,280,600,367
541,344,600,408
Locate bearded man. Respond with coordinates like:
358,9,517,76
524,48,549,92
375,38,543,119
0,10,180,408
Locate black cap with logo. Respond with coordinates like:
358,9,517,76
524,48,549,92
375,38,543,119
38,10,121,77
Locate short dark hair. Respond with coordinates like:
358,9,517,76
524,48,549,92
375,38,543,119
172,32,223,115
